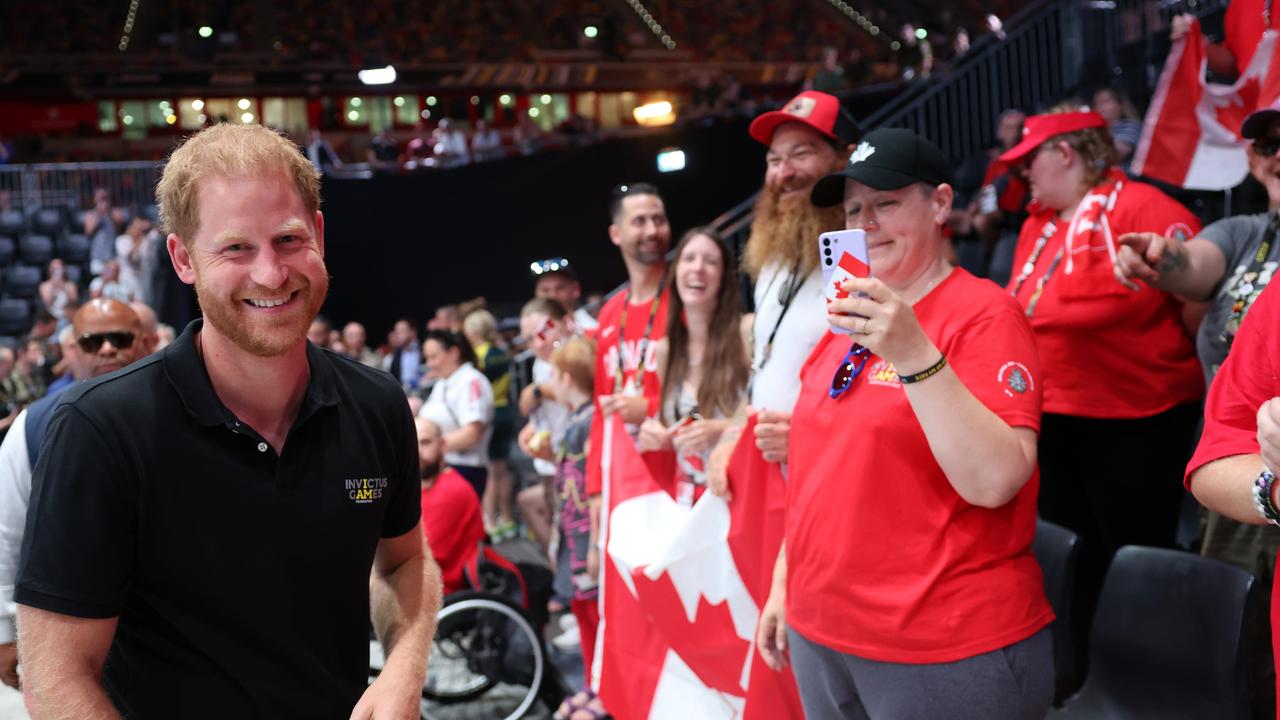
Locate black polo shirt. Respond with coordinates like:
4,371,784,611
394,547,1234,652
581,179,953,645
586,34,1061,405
16,320,420,719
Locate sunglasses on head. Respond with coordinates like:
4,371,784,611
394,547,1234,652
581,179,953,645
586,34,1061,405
829,342,871,399
77,331,135,353
530,257,571,276
1253,138,1280,157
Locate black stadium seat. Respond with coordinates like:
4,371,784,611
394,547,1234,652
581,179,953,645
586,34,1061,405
64,264,83,284
0,211,23,238
1032,519,1082,706
19,235,55,267
0,298,31,336
57,234,90,265
4,266,41,300
30,207,66,239
1051,546,1258,720
0,237,14,267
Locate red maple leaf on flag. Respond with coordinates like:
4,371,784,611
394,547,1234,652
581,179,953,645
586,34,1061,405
632,569,751,696
1217,75,1261,141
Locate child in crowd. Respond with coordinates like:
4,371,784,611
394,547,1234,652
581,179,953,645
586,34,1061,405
548,336,606,720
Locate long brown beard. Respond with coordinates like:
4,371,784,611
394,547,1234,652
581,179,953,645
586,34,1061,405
744,184,845,280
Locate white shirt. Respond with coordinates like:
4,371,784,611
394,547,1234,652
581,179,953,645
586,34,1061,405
749,262,829,412
529,357,571,477
0,410,31,643
419,362,494,467
573,307,598,333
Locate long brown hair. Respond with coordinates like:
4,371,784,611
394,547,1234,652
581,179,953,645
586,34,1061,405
661,227,749,422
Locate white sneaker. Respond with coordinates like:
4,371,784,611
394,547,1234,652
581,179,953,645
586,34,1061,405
558,613,579,633
551,625,581,651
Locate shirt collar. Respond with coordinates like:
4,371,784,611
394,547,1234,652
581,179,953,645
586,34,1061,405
163,319,340,428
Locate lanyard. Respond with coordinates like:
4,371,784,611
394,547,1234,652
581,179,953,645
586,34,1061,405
1220,214,1279,347
752,260,807,373
615,279,664,394
1009,220,1057,299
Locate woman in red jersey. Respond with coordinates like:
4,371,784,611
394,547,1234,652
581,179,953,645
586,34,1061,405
755,128,1054,719
1000,108,1203,674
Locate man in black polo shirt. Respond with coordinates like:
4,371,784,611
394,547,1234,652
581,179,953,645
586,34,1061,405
16,123,441,719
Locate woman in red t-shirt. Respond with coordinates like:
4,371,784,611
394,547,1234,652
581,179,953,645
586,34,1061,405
755,128,1055,718
999,109,1204,674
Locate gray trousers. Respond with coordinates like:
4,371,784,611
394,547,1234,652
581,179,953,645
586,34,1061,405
788,626,1053,720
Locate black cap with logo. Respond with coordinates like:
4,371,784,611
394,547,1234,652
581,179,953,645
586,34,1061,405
810,128,952,207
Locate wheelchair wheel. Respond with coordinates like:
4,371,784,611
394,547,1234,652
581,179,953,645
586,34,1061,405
422,591,546,719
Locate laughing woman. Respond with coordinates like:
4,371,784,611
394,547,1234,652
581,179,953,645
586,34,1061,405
637,227,750,498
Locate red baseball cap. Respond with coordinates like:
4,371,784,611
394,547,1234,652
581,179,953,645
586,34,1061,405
999,111,1108,163
748,91,860,146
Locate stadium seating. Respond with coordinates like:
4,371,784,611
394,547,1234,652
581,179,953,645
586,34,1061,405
57,234,90,266
4,266,42,300
19,235,55,267
1032,519,1081,706
1051,546,1258,719
0,299,32,337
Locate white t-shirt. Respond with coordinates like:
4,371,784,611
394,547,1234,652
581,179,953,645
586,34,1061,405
529,357,571,477
418,362,494,467
749,262,828,412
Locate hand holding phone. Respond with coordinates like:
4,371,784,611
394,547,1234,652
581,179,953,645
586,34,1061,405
819,229,870,335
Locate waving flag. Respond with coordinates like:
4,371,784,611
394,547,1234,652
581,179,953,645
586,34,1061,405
1132,19,1279,189
594,415,804,719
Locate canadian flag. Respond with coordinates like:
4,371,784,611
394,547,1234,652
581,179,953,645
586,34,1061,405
1132,19,1280,190
594,415,804,719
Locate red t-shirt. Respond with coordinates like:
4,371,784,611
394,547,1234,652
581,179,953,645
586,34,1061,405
421,468,486,594
1008,181,1203,418
786,268,1054,663
1185,279,1280,711
1224,0,1280,76
585,287,670,496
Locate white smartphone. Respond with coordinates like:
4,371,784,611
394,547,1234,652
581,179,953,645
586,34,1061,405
819,229,870,335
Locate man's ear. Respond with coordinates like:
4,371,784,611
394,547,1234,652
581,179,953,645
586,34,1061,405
608,223,621,249
932,183,955,225
314,210,325,257
167,234,196,286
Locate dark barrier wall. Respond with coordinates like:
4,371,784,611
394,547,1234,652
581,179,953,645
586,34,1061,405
319,117,763,342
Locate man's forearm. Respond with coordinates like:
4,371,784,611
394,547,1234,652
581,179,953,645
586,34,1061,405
371,554,441,680
17,608,121,720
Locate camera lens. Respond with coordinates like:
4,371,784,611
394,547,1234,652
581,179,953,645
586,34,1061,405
822,238,830,246
824,248,832,256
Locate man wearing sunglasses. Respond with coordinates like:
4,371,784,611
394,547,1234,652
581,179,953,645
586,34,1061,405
1116,99,1280,677
0,298,144,690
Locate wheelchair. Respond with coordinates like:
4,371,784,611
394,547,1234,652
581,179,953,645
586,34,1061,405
370,542,572,719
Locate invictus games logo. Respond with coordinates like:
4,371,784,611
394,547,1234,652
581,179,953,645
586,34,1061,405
997,361,1034,398
346,477,388,504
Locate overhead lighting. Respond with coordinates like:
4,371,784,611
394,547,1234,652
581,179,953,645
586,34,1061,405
499,94,513,106
122,115,134,125
528,107,540,117
165,114,177,125
191,99,205,111
915,28,928,40
656,147,686,173
426,96,438,106
633,100,676,127
540,94,552,104
198,25,213,38
349,97,362,107
197,113,207,123
237,98,251,110
584,25,598,38
470,96,480,105
420,109,432,120
357,65,397,85
241,112,254,123
348,110,360,121
393,96,405,107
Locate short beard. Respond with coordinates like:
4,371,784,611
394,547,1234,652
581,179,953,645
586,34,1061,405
196,271,330,358
420,458,443,483
744,183,846,280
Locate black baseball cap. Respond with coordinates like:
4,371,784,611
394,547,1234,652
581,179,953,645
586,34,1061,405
811,128,952,207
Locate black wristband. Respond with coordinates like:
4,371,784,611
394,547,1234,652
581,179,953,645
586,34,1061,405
898,354,948,385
